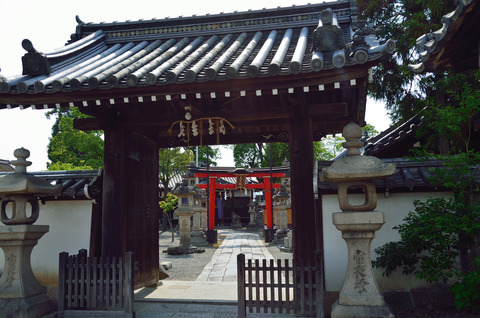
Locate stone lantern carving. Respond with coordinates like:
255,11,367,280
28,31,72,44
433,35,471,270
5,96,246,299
173,178,199,249
322,123,396,318
0,148,62,317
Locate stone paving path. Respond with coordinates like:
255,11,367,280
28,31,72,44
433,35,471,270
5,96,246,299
134,229,274,317
196,230,273,282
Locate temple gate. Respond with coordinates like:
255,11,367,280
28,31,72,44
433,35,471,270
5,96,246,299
0,0,394,291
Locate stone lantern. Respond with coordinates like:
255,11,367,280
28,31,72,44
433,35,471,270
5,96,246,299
321,123,396,318
173,178,198,249
273,184,290,243
0,148,62,317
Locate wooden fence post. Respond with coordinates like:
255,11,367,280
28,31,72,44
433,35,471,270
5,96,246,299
237,253,246,318
124,251,134,313
315,250,325,318
58,251,69,312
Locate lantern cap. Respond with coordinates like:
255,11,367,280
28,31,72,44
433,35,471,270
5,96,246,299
0,148,62,196
321,123,395,182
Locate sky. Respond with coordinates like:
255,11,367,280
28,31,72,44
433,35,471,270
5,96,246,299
0,0,391,171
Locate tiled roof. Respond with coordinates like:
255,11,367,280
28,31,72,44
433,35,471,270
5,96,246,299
363,114,422,158
410,0,480,73
0,159,14,172
0,169,101,200
318,158,480,192
0,0,394,105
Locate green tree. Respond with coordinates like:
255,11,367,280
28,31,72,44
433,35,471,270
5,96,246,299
158,147,193,231
360,0,457,124
233,143,289,168
158,147,193,200
233,124,379,167
373,72,480,311
46,108,103,170
159,193,178,242
188,145,220,166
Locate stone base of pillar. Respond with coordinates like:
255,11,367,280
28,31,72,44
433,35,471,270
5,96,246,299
206,229,217,244
264,228,275,243
191,230,203,237
0,293,51,318
331,300,394,318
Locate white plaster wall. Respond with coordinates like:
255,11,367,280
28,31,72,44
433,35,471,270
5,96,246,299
0,200,92,286
322,191,451,292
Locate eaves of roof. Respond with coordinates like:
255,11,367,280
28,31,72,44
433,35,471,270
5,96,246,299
0,169,101,200
0,1,394,109
410,0,480,73
318,158,480,193
363,114,422,157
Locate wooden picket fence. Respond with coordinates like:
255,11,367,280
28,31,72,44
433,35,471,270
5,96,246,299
58,249,134,317
237,251,324,317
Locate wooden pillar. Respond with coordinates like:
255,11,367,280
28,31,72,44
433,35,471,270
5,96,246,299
102,128,159,288
102,128,127,258
264,176,273,229
289,103,316,264
208,176,217,230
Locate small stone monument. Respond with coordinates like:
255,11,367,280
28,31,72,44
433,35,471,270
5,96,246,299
322,123,396,318
247,200,257,229
273,185,290,243
0,148,62,317
231,211,242,229
191,188,207,247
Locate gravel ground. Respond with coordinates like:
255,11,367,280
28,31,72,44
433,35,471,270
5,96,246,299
158,227,292,281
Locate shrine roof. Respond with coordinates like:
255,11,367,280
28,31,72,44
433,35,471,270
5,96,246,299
363,114,422,158
188,165,290,175
410,0,480,73
0,159,14,172
0,169,101,200
0,0,394,109
318,158,480,192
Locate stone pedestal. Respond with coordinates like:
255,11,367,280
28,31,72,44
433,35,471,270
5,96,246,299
191,210,203,237
200,209,207,231
178,212,193,248
331,211,394,318
191,209,207,246
0,225,51,317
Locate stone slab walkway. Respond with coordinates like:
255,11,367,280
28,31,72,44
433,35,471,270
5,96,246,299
134,230,274,317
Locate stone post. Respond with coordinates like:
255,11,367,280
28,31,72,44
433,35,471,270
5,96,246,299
273,185,290,243
322,123,396,318
0,148,62,318
247,200,256,228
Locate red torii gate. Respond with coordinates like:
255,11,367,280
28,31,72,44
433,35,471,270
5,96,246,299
194,170,285,241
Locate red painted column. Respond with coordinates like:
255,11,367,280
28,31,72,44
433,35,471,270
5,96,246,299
264,176,273,229
208,176,217,230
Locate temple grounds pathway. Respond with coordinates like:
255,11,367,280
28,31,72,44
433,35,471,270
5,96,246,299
134,229,282,317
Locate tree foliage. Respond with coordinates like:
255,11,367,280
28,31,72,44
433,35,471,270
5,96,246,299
158,147,193,199
46,108,103,170
233,143,289,168
373,72,480,311
188,145,220,166
159,192,178,242
360,0,457,123
233,124,379,167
